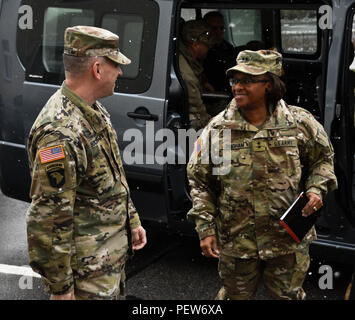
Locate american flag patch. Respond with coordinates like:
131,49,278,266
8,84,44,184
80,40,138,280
39,145,65,164
195,137,202,156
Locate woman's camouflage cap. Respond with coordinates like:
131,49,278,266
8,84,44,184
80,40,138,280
226,50,282,77
64,25,131,65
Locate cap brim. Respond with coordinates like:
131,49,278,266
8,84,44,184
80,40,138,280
107,51,131,65
226,65,267,77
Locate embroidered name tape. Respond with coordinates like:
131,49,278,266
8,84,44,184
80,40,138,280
271,139,297,148
231,142,250,149
39,145,65,164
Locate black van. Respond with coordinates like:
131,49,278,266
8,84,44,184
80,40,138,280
1,0,355,270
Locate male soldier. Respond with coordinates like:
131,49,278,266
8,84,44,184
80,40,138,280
203,11,236,93
179,20,215,130
26,26,147,300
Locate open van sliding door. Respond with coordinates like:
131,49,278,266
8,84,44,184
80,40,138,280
323,1,355,244
307,0,355,260
175,1,355,248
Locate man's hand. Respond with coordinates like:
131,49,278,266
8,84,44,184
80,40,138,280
131,226,147,250
200,235,219,258
302,192,323,217
50,292,75,300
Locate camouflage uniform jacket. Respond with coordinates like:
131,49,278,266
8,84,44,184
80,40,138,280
187,98,337,260
179,41,211,130
26,82,141,295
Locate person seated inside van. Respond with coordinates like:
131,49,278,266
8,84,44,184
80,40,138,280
235,40,266,56
179,19,215,130
203,11,236,94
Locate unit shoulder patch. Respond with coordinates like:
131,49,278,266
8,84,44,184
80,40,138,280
46,163,65,188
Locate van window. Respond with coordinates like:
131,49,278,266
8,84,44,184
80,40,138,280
181,8,215,21
43,7,95,74
181,8,197,21
17,0,159,94
43,8,144,78
102,14,144,79
280,10,318,54
178,3,323,125
228,9,262,47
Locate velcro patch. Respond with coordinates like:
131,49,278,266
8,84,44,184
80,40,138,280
46,163,65,188
271,139,297,148
231,142,250,149
39,145,65,164
252,140,266,152
195,137,202,156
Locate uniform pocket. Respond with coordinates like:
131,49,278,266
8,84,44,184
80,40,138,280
268,136,300,176
230,148,252,180
87,145,121,200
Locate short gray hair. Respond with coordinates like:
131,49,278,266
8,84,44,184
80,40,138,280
63,54,103,76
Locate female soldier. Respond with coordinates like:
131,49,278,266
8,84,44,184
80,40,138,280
186,50,338,300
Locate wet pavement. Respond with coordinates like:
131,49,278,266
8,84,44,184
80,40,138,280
0,190,353,300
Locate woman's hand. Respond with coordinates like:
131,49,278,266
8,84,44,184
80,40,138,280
302,192,323,217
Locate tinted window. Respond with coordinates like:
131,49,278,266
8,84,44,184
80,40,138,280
17,0,159,93
102,13,143,79
229,9,262,47
280,10,318,54
181,8,197,21
180,6,320,57
43,7,94,73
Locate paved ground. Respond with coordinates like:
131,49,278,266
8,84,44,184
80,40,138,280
0,190,353,300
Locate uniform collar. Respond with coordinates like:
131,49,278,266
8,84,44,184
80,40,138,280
61,82,109,133
179,41,204,77
217,99,296,131
263,99,297,130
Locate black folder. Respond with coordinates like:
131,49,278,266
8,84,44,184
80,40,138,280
279,192,320,243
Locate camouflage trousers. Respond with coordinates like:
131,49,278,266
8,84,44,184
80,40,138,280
74,266,126,300
216,248,310,300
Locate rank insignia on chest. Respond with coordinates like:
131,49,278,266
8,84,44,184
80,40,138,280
46,163,65,188
252,140,266,152
39,145,65,164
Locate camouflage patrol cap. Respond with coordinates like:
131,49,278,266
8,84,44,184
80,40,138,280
181,20,215,47
64,25,131,65
226,50,282,77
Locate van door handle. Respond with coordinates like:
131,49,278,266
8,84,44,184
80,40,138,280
127,112,159,121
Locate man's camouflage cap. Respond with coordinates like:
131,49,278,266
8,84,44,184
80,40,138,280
226,49,282,77
181,20,215,47
64,25,131,65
